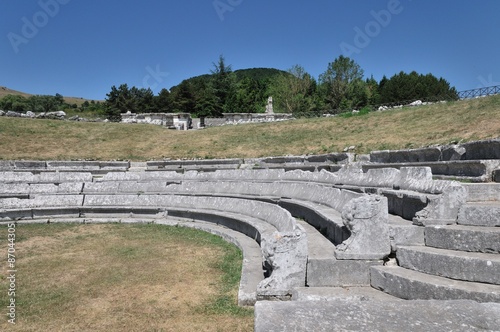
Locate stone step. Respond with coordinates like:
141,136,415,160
458,202,500,227
292,286,400,302
295,214,382,287
128,162,147,172
255,299,500,332
425,224,500,253
370,266,500,303
463,183,500,202
397,246,500,285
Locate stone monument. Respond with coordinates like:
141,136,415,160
265,97,274,114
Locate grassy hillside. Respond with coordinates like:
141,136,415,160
0,86,101,106
0,86,32,99
0,95,499,161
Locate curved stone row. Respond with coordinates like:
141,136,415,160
94,165,468,223
0,192,308,301
3,162,495,309
0,167,397,292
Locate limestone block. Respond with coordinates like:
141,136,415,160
305,153,350,164
0,161,15,170
413,182,468,225
38,172,93,183
462,138,500,160
257,226,308,300
0,183,30,194
335,195,390,260
0,172,36,183
397,245,500,285
29,183,83,194
0,195,83,209
425,225,500,253
46,161,100,170
370,147,442,163
463,183,500,202
397,167,433,191
255,299,500,332
306,258,382,286
458,203,500,227
370,265,500,303
120,181,168,193
14,161,46,169
441,144,466,160
364,168,401,188
83,182,120,193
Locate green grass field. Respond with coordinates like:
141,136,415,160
0,95,499,161
0,223,253,331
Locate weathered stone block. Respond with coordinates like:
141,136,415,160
370,147,442,163
462,139,500,160
441,144,466,160
257,227,307,300
335,195,390,260
255,299,500,332
306,257,382,286
14,161,46,169
426,224,500,253
458,203,500,227
371,265,500,302
398,246,500,284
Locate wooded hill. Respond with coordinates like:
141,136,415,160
2,56,460,120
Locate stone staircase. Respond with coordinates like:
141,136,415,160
263,183,500,331
371,184,500,303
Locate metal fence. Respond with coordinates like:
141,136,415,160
458,85,500,99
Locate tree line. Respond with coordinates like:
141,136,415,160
104,55,459,120
0,93,105,114
0,55,459,120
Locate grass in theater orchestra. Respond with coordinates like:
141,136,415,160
0,223,253,331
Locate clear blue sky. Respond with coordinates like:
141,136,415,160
1,0,499,100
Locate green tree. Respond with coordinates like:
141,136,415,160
231,77,267,113
379,71,459,104
28,95,59,113
194,82,218,117
366,76,381,106
210,55,237,114
0,95,29,112
269,65,318,116
170,80,196,113
54,93,64,106
318,55,366,112
155,88,174,113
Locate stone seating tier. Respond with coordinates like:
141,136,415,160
0,194,308,301
2,153,500,330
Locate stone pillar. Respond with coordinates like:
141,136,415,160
265,97,274,114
